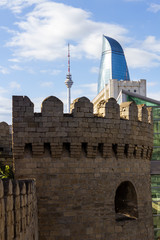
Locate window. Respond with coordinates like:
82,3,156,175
98,143,103,157
115,181,138,221
81,142,87,157
24,143,32,158
112,144,117,156
141,145,144,158
63,142,70,157
124,144,129,157
44,143,51,157
133,145,137,158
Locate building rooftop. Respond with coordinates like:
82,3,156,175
103,36,124,54
117,89,160,106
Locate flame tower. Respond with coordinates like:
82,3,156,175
98,36,130,93
65,44,73,113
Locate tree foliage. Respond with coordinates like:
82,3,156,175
0,162,14,179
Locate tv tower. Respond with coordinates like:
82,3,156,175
65,44,73,113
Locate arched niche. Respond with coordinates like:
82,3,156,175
115,181,138,221
24,143,32,158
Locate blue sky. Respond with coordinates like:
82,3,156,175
0,0,160,123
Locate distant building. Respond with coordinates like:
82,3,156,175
93,78,146,113
98,36,130,93
93,35,160,240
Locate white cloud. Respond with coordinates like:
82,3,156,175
148,3,160,13
125,47,160,68
10,64,23,70
0,0,44,13
50,70,62,75
4,1,128,61
25,67,35,74
9,81,21,89
0,97,11,112
142,36,160,53
8,58,20,62
0,66,9,74
90,67,99,74
40,81,53,87
2,0,160,70
0,96,12,124
40,69,61,75
125,35,160,68
147,82,158,87
0,26,17,35
0,86,8,94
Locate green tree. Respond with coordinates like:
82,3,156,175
0,162,14,179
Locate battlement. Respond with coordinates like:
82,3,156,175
0,179,38,240
13,95,154,240
13,95,152,123
12,96,153,160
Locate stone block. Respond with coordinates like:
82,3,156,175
42,96,63,117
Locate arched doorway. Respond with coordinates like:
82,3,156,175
115,181,138,221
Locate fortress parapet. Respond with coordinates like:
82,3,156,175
12,96,154,240
13,96,153,160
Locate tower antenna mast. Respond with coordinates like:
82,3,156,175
68,43,70,74
65,44,73,113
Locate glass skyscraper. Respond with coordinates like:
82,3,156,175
98,35,130,93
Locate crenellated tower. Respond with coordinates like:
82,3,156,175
12,95,154,240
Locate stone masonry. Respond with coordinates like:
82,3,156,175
13,95,154,240
0,122,13,166
0,179,38,240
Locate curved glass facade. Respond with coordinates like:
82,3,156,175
98,36,130,93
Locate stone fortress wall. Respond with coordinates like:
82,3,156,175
0,179,38,240
0,122,13,166
12,95,154,240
